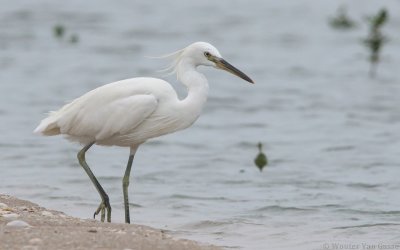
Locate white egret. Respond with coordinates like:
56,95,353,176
34,42,254,223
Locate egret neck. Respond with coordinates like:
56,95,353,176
177,57,209,124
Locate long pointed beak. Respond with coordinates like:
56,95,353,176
214,57,254,84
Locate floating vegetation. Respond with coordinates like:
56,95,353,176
364,33,385,78
363,9,388,78
366,8,388,32
53,24,65,39
254,142,268,172
69,34,79,44
329,6,356,30
53,24,79,44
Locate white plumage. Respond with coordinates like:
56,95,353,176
35,77,199,146
34,41,253,223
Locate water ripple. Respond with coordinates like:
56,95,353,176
170,194,230,201
333,223,400,230
254,205,317,213
334,209,400,216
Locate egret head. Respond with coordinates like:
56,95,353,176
183,42,254,83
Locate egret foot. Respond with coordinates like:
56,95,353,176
94,198,111,222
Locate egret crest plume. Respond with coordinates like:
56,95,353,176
148,48,185,76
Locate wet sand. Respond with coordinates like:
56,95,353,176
0,194,221,250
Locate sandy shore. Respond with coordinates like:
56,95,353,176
0,194,222,250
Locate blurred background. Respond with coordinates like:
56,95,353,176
1,0,400,249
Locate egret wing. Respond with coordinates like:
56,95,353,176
60,94,158,141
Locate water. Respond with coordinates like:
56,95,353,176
1,1,400,249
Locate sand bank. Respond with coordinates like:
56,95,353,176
0,194,221,250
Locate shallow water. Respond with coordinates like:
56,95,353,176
1,1,400,249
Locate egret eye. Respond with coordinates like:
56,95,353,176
204,51,211,57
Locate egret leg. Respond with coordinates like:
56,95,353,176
122,145,138,224
77,142,111,222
